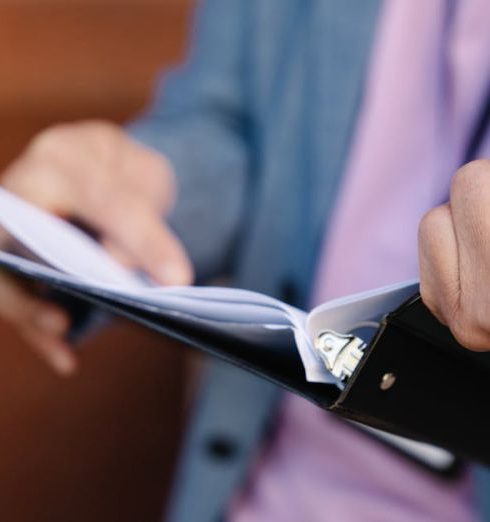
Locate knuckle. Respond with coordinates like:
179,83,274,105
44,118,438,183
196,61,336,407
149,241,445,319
28,125,73,159
418,206,447,245
1,162,26,191
458,158,490,177
28,120,120,164
3,126,83,196
77,120,120,147
450,159,490,201
418,209,436,238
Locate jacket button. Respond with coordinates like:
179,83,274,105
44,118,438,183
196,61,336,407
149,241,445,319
204,436,238,461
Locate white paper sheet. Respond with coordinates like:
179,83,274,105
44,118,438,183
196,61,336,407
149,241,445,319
0,187,418,385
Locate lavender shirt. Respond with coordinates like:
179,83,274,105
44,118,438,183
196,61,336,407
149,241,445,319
230,1,490,520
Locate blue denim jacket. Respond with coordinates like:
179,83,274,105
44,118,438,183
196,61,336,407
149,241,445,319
130,1,490,520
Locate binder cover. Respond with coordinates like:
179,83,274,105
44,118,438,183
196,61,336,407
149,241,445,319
22,276,490,468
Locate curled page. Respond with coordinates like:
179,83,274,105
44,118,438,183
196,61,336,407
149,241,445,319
0,187,418,386
0,188,337,384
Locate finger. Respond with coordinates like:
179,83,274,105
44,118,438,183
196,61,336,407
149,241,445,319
2,154,73,216
113,213,193,286
449,162,490,296
20,328,77,376
54,122,174,212
419,204,460,325
77,196,193,285
5,157,192,285
0,271,76,373
445,162,490,349
101,239,137,269
0,271,65,330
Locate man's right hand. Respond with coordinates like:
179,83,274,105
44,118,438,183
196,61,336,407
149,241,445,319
0,120,193,375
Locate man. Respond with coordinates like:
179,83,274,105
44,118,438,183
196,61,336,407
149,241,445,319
1,0,490,520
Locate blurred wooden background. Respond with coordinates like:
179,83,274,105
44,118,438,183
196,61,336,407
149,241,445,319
0,0,194,520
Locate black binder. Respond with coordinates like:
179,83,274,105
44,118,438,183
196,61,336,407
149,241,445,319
14,273,489,469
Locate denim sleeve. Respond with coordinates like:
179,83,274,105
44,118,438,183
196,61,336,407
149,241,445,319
128,0,251,282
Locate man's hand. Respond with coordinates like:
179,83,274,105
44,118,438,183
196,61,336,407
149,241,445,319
0,120,193,374
419,159,490,351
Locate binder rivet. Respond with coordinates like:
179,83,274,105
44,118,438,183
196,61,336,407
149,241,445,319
380,372,396,391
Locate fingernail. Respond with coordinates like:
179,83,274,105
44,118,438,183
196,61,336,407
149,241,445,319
36,310,66,333
157,263,191,285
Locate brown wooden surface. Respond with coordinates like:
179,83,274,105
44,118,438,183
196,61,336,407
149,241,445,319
0,0,194,520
